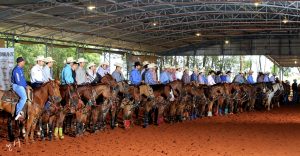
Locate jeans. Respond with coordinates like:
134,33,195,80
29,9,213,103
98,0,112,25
12,84,27,115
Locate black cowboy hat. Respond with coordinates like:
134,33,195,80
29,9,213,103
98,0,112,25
209,70,216,74
226,71,232,74
134,61,141,67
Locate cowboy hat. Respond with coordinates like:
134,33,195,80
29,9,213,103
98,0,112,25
45,57,55,63
87,62,96,68
35,55,45,61
100,61,109,66
148,63,156,68
164,64,171,69
142,61,149,66
134,61,141,67
184,66,189,71
114,62,123,67
200,67,205,73
193,67,198,72
175,65,182,69
66,57,75,63
77,58,87,63
248,70,254,74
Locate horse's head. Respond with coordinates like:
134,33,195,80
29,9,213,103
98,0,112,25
78,85,96,106
139,84,154,99
48,80,62,103
101,74,119,89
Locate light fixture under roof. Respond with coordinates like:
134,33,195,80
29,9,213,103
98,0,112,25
282,18,288,24
152,22,157,26
295,61,297,64
87,4,96,11
225,40,229,44
254,2,259,7
195,33,201,37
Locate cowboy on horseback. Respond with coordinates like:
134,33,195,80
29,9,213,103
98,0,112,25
160,64,171,84
145,63,158,85
43,57,55,81
76,58,88,85
86,62,97,83
61,57,76,85
112,63,125,82
12,57,29,120
130,61,142,85
30,55,46,88
97,61,109,77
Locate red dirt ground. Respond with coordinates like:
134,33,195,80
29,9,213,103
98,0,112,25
1,104,300,156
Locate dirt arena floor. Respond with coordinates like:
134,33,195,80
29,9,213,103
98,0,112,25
1,104,300,156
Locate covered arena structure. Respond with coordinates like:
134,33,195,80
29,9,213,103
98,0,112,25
1,1,300,156
0,1,300,67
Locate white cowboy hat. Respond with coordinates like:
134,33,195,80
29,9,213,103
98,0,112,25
200,67,205,73
193,67,198,72
142,61,149,66
175,65,182,69
35,55,45,61
148,63,156,68
66,57,75,63
114,62,123,67
164,64,171,69
45,57,55,63
100,62,109,66
77,58,87,63
87,62,96,68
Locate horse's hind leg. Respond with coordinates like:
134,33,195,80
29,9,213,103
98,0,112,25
7,116,15,142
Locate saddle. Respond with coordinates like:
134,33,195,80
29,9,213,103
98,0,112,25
1,88,32,117
1,90,19,104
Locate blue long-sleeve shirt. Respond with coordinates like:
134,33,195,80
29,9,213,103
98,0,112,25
145,70,157,85
247,75,255,84
190,72,198,82
220,75,227,83
160,71,170,84
263,75,270,82
130,68,141,85
11,66,27,88
61,64,74,85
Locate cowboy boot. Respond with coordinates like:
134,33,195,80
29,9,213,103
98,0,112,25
59,127,64,140
54,127,59,139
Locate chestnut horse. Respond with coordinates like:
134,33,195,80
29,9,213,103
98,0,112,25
0,80,62,143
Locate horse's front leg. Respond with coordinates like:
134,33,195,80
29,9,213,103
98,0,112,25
207,101,214,117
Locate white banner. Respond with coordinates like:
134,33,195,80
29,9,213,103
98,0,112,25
0,48,14,90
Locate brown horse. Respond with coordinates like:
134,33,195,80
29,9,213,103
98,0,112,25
142,84,172,127
206,84,226,117
0,80,62,143
56,85,84,139
181,83,207,119
38,84,95,140
89,83,112,132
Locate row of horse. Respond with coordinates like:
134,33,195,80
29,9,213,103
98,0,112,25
0,74,289,143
